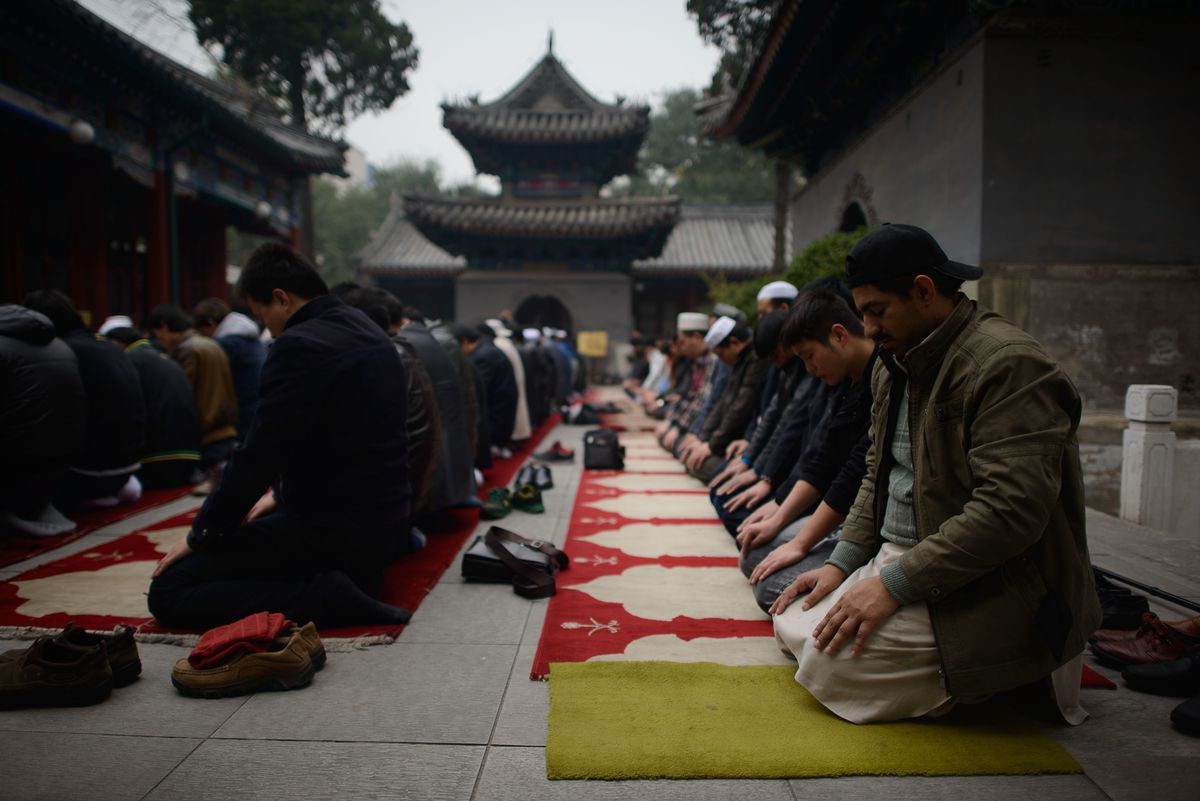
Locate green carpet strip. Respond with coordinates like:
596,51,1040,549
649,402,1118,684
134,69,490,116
547,661,1082,780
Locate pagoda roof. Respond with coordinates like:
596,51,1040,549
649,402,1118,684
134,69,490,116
356,199,466,276
357,201,783,278
632,205,782,276
7,1,346,174
441,52,649,179
403,195,679,242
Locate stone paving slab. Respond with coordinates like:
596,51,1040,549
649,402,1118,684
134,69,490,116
145,740,484,801
0,731,201,801
491,644,548,747
786,775,1109,800
210,642,517,744
399,581,533,645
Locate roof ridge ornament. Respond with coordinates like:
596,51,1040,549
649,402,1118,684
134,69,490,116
548,29,554,55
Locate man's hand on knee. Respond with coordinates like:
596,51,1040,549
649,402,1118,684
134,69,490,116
812,575,900,657
769,564,844,616
153,538,194,578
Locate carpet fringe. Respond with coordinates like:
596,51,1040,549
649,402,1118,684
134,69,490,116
0,626,395,651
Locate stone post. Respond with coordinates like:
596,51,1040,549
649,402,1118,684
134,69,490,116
1120,384,1177,530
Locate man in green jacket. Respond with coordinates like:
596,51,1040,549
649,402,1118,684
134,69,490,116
772,224,1100,724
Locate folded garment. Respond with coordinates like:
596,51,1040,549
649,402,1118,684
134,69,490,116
188,611,293,669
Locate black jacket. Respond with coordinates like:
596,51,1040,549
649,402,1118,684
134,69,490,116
0,305,85,492
190,296,410,548
61,328,145,475
402,321,475,510
391,333,441,511
124,339,201,464
775,348,877,515
699,346,770,454
470,339,517,446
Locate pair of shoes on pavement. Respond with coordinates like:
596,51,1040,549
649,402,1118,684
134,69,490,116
515,463,553,491
1090,612,1200,669
537,441,574,461
482,484,544,518
0,624,141,709
172,622,325,699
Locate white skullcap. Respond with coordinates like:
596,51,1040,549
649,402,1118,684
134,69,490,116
676,312,709,333
98,315,134,335
704,316,736,347
757,280,799,302
522,327,541,342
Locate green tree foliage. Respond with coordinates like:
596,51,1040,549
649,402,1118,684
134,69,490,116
188,0,418,136
189,0,418,257
310,158,443,286
704,227,871,321
614,88,774,203
686,0,776,95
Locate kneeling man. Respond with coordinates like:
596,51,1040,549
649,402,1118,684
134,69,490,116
772,224,1100,724
149,244,413,630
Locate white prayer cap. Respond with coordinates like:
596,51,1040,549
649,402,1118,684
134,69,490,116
523,327,541,342
676,312,709,333
542,326,555,337
756,280,799,302
98,315,134,335
485,318,512,337
704,316,736,347
555,329,568,339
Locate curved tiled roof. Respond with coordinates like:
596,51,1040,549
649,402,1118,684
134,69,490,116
356,201,466,274
403,195,680,240
633,205,782,275
443,106,648,145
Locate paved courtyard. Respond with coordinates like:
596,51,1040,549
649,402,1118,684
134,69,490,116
1,421,1197,801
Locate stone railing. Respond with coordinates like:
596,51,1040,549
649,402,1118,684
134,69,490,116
1120,384,1200,539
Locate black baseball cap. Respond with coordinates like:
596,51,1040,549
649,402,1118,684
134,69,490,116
845,224,982,288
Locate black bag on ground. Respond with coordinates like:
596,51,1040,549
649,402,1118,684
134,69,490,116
461,526,569,599
583,428,624,470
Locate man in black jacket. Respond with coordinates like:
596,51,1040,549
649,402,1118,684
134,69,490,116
456,324,518,449
0,305,85,535
149,244,413,629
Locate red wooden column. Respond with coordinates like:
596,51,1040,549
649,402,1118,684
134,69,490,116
204,207,228,300
144,169,170,308
69,164,109,324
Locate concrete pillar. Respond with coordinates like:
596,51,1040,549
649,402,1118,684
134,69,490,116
1120,384,1177,531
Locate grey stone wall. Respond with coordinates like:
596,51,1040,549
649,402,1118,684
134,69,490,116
455,271,632,373
789,40,985,265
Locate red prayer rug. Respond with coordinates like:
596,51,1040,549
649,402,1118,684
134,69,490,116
531,430,790,679
0,415,559,646
0,486,195,570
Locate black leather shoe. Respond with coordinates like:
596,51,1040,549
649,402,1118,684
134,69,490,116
1123,653,1200,697
513,466,536,491
533,463,553,490
1171,693,1200,736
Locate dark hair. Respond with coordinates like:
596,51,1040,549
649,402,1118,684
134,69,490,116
781,289,866,348
237,242,329,303
870,272,963,300
331,284,391,333
753,311,788,357
477,323,495,339
761,297,790,311
800,275,860,319
22,290,86,336
719,323,752,346
453,324,482,344
143,304,191,333
401,305,424,323
193,297,230,328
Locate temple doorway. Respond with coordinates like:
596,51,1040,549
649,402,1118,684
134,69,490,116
515,293,573,334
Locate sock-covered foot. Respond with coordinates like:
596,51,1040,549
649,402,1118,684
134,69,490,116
319,570,411,626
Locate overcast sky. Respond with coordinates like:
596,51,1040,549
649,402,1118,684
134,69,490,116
79,0,721,188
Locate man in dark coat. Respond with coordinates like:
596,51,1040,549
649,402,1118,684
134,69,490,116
0,305,85,535
149,244,413,630
400,310,477,511
105,326,203,490
23,290,145,510
456,324,517,448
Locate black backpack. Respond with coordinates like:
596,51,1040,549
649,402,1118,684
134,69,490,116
583,428,625,470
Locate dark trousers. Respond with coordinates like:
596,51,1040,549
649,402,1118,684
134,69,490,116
147,509,409,630
711,484,757,537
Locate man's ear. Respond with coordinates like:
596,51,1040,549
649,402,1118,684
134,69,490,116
829,323,849,346
271,288,290,309
913,274,936,304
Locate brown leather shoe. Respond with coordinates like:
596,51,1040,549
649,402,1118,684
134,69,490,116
0,637,112,709
272,621,326,671
57,624,141,687
171,630,314,698
1092,622,1200,669
1092,613,1200,644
